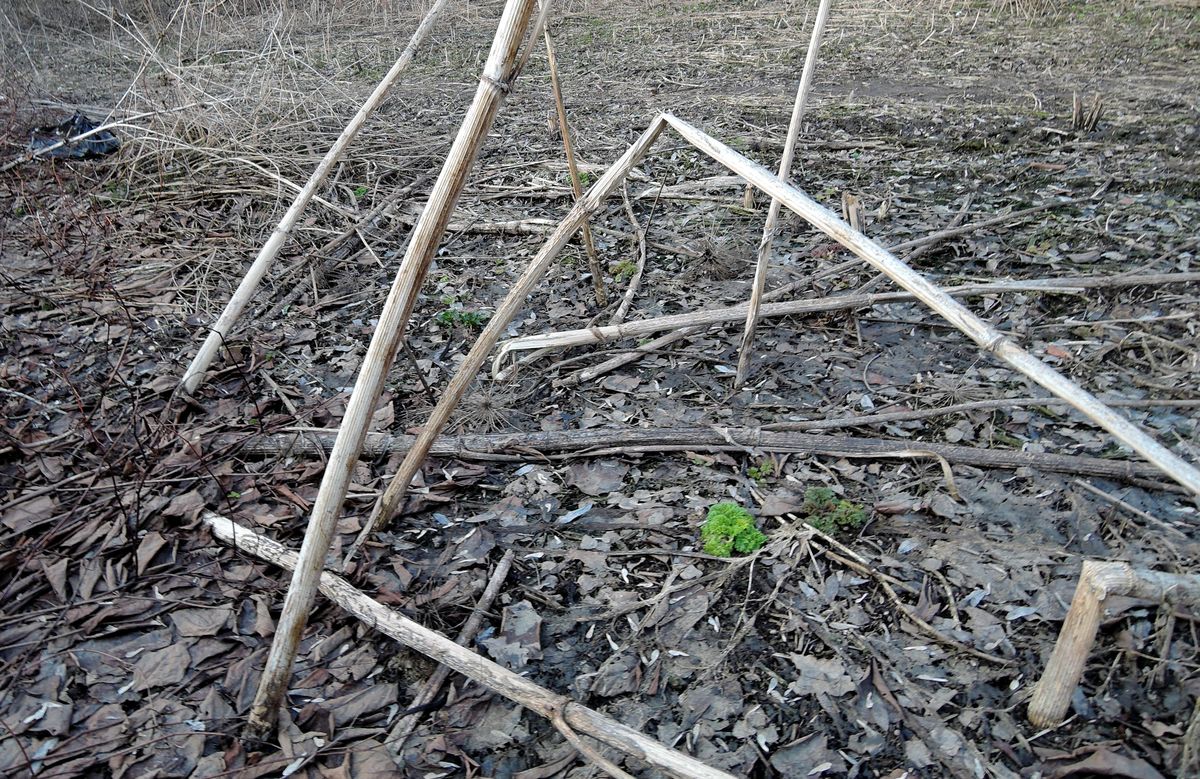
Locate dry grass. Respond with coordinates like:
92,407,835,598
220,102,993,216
1,0,472,315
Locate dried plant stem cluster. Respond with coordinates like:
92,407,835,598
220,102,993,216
246,0,540,735
124,1,1198,774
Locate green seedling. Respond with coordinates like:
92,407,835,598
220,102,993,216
353,185,368,198
436,309,489,329
747,459,775,483
701,502,766,557
610,259,637,282
800,486,866,536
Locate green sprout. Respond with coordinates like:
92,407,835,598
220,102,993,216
436,309,489,329
800,487,866,536
701,502,766,557
353,185,368,198
747,459,775,483
610,259,637,282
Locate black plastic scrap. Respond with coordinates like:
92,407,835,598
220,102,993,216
28,112,120,159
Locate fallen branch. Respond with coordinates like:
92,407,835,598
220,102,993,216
495,271,1200,362
225,426,1166,483
1027,560,1200,728
203,512,737,779
763,396,1200,432
565,196,1080,384
1070,478,1189,539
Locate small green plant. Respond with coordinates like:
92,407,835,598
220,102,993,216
610,259,636,282
701,502,766,557
747,459,775,483
436,308,489,329
353,185,368,198
800,487,867,536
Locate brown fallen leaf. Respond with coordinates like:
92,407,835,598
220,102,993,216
171,606,233,637
135,530,168,575
42,556,69,601
1043,747,1167,779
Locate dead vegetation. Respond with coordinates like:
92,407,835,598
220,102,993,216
2,0,1199,777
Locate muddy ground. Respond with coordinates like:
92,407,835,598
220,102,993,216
1,1,1199,777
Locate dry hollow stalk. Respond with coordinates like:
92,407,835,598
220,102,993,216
350,116,669,555
204,512,737,779
178,0,452,394
246,0,539,735
494,271,1200,360
543,21,607,306
1027,560,1200,727
736,0,832,387
596,113,1200,496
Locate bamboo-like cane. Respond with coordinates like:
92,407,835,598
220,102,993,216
543,21,607,306
204,513,737,779
245,0,539,735
1027,560,1200,728
493,271,1200,360
661,113,1200,496
178,0,451,395
348,116,669,558
735,0,832,388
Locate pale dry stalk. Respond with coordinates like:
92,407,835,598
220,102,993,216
662,112,1200,496
246,0,539,734
735,0,832,387
495,271,1200,359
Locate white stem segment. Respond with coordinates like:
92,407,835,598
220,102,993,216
736,0,832,387
495,272,1200,357
246,0,539,734
205,512,736,779
179,0,451,394
660,112,1200,497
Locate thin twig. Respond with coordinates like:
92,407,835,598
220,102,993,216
386,550,515,758
736,0,832,387
542,17,606,306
